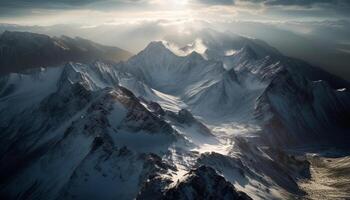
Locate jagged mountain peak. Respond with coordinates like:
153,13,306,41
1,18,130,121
137,41,206,62
141,41,174,55
187,50,204,60
146,41,166,48
127,41,178,69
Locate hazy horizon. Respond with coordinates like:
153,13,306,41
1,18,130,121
0,0,349,80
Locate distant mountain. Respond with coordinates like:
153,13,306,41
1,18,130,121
0,31,132,74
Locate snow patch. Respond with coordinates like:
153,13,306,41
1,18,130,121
336,88,346,92
225,49,237,56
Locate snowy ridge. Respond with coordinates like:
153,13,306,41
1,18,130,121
1,30,350,200
0,63,181,199
120,41,262,120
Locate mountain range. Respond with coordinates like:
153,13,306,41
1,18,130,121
0,30,349,200
0,31,132,75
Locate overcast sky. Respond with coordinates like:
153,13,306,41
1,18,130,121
0,0,349,80
0,0,349,25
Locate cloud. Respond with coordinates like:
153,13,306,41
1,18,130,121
265,0,334,7
269,0,350,7
237,0,350,20
241,0,350,8
0,0,148,17
0,0,103,9
0,0,350,27
196,0,235,5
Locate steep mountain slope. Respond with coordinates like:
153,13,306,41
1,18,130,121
173,31,350,146
120,41,262,121
0,31,132,74
163,166,252,200
255,70,350,147
0,30,349,200
180,30,349,89
123,41,227,95
0,61,256,200
0,63,179,200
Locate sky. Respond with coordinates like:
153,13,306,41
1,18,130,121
0,0,350,80
1,0,350,25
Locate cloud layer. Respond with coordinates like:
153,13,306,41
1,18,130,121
0,0,349,21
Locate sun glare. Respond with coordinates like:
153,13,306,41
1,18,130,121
177,0,189,5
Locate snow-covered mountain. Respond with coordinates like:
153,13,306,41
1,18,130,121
0,63,179,199
0,31,132,75
255,69,350,147
0,30,349,200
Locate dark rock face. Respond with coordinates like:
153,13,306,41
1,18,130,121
0,31,132,74
114,87,175,135
166,109,212,136
266,148,311,179
138,97,166,116
177,109,196,124
149,101,166,116
255,70,350,147
136,154,175,200
164,166,252,200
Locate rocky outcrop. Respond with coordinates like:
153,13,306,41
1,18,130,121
164,166,252,200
